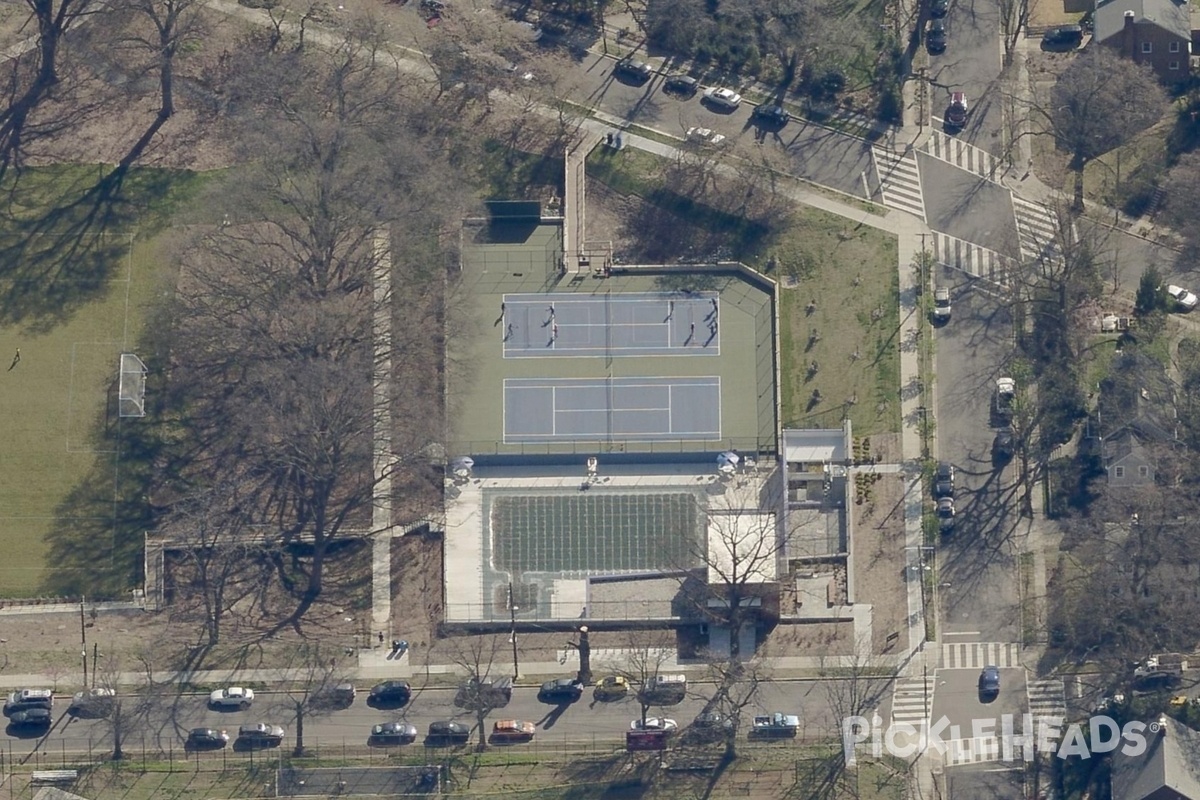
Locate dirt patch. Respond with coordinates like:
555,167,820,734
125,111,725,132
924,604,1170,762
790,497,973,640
850,474,911,655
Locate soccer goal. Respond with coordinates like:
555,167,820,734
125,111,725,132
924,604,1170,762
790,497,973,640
118,353,148,418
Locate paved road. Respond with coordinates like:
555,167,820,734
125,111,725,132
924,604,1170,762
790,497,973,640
574,52,876,199
946,764,1025,798
932,272,1022,643
928,0,1004,154
921,162,1019,257
2,680,863,758
931,667,1028,767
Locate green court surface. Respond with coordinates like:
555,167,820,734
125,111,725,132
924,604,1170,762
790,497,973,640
448,220,776,456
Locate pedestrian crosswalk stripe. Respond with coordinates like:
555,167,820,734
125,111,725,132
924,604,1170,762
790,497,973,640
872,147,926,221
1028,678,1067,726
923,131,999,181
940,642,1022,670
944,736,1003,766
929,233,1013,286
1012,195,1065,263
891,676,936,727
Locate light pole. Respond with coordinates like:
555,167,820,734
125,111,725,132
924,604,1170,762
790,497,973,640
508,583,520,680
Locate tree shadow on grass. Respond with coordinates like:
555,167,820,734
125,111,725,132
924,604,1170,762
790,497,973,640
0,165,206,332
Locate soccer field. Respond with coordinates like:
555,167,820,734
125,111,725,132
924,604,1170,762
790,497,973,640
0,166,210,597
0,231,159,595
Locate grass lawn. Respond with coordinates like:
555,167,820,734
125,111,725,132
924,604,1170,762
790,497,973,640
0,165,208,597
775,211,900,435
23,763,279,800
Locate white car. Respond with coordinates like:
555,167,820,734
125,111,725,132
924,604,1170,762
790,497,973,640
702,87,741,110
209,687,255,710
630,717,678,731
686,127,726,146
933,287,951,321
1167,284,1198,311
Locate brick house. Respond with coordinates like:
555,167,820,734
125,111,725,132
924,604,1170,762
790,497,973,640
1094,0,1191,83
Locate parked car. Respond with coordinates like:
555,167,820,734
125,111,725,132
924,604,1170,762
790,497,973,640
68,688,115,719
7,708,52,730
368,721,418,746
933,286,951,322
1134,671,1182,693
752,103,790,125
663,75,699,96
368,681,412,707
208,687,254,710
236,723,285,749
640,674,687,705
594,675,630,702
4,689,52,714
613,58,653,83
630,717,678,731
426,721,471,746
313,682,356,710
538,678,584,704
993,377,1016,424
927,19,947,53
626,728,670,751
687,710,733,742
490,719,537,743
993,428,1015,463
186,728,230,750
934,462,954,498
937,496,956,530
930,0,948,17
454,677,512,709
686,127,726,146
945,92,968,129
750,713,800,738
979,666,1001,701
1042,24,1083,48
1167,284,1198,311
702,87,742,110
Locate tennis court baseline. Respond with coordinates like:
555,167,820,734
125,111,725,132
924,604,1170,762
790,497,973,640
504,376,721,442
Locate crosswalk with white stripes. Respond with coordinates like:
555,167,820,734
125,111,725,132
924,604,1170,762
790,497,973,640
929,233,1013,285
1028,678,1067,726
890,675,936,727
1012,194,1064,263
872,147,926,220
941,642,1022,670
923,130,1000,181
943,736,1002,766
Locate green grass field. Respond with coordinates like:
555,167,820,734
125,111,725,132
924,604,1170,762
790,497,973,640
0,166,208,596
775,210,901,435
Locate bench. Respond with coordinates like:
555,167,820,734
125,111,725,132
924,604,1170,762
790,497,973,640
31,770,78,784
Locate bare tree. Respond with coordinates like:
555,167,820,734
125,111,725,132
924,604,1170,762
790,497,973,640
443,634,511,751
683,489,784,661
688,656,769,761
273,642,356,757
158,483,274,650
1158,151,1200,261
998,0,1036,65
83,654,159,761
601,629,679,728
1051,486,1200,672
1036,48,1165,211
111,0,206,123
0,0,103,179
165,26,463,626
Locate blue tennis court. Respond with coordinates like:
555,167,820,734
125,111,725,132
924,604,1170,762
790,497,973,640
503,376,721,443
500,292,721,358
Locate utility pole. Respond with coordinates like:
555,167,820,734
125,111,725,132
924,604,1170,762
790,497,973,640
508,583,520,681
79,596,88,689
